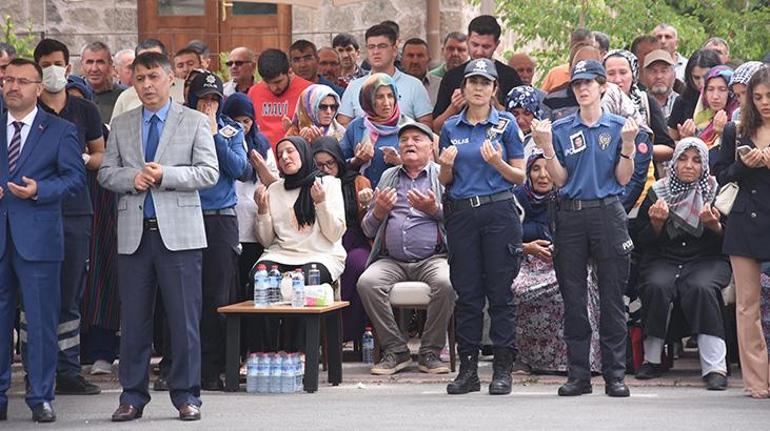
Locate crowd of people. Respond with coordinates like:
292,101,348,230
0,12,769,423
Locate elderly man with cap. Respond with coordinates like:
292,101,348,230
185,70,249,390
642,49,678,121
531,60,638,398
357,121,455,377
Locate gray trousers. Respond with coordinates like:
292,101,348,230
357,255,455,356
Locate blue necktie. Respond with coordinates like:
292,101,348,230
143,114,160,219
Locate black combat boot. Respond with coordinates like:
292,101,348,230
446,351,480,395
489,347,514,395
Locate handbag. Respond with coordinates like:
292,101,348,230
713,122,739,216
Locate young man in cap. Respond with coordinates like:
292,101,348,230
531,60,638,398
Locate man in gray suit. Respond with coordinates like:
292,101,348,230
97,51,218,422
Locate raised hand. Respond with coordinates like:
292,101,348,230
381,146,402,165
354,141,374,165
699,203,721,229
300,126,323,143
372,187,397,220
648,198,670,224
407,189,438,216
450,88,466,112
677,119,697,138
249,149,266,170
357,187,374,207
310,178,326,204
713,110,728,135
254,183,269,215
531,118,553,150
621,117,639,154
480,139,504,167
438,145,458,169
740,148,765,168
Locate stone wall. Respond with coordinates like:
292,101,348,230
0,0,138,58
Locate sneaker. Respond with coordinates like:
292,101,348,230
370,351,411,375
55,375,101,395
90,359,113,375
418,351,450,374
704,372,728,391
635,362,664,380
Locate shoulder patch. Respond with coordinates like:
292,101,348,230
490,118,510,135
219,124,239,138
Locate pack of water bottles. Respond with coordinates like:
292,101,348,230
253,265,285,307
245,351,304,394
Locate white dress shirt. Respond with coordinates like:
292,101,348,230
6,106,38,154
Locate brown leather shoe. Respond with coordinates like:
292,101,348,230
111,404,143,422
178,404,201,421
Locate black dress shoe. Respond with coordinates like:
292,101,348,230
32,402,56,423
178,404,201,421
56,375,101,395
0,404,7,421
704,372,728,391
201,375,224,391
635,362,664,380
605,379,631,397
111,404,143,422
558,379,592,396
153,377,170,391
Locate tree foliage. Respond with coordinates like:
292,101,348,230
1,16,37,58
488,0,770,83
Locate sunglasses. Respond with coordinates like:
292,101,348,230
225,60,253,67
318,103,339,111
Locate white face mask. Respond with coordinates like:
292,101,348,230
42,65,67,93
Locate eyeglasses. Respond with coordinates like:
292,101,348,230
366,43,393,51
315,160,338,170
1,76,42,87
318,103,339,111
225,60,253,67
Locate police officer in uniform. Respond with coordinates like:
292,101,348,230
531,60,638,397
185,71,249,390
438,58,526,395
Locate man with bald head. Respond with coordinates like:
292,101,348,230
507,52,536,86
223,47,256,97
317,47,342,84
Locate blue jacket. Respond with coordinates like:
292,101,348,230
0,110,86,261
199,115,249,210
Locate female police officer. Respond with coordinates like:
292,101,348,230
438,58,526,395
531,60,638,398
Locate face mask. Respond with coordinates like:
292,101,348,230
42,65,67,93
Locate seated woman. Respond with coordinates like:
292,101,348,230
312,136,373,343
634,137,731,391
286,84,346,143
340,73,411,187
505,85,542,160
511,153,602,374
253,136,347,287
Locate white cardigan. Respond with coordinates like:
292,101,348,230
255,176,347,280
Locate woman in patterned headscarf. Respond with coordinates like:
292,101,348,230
506,85,542,159
691,65,738,154
286,84,346,143
339,73,411,186
635,137,730,390
604,49,674,160
729,61,764,122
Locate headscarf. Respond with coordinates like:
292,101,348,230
505,85,542,120
523,151,553,204
603,49,649,126
729,61,764,89
312,136,359,229
222,93,271,160
693,65,738,148
651,137,719,238
292,84,345,141
277,136,324,228
359,73,403,144
601,83,650,132
66,75,94,101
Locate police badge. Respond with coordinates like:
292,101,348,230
598,132,612,150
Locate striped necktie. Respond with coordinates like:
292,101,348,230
8,121,23,173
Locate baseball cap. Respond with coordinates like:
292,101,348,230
398,122,434,139
464,58,498,81
188,70,224,99
643,49,675,69
570,60,606,83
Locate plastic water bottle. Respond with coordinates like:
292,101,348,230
295,353,304,392
269,353,283,393
256,353,270,393
362,327,375,364
291,269,305,308
268,265,282,304
246,353,259,393
308,264,321,286
281,353,294,393
253,264,269,306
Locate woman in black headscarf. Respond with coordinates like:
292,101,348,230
312,136,373,342
253,136,347,284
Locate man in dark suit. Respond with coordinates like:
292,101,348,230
0,58,86,423
98,51,219,422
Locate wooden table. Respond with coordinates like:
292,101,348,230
217,301,349,393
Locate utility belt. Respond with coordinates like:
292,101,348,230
557,195,619,212
444,190,514,213
202,207,236,216
144,218,159,231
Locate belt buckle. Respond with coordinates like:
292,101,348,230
574,200,582,211
470,196,481,208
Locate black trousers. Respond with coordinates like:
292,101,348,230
445,199,522,354
553,199,631,382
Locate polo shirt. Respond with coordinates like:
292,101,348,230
438,107,524,200
339,69,433,120
552,110,627,200
433,59,523,118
